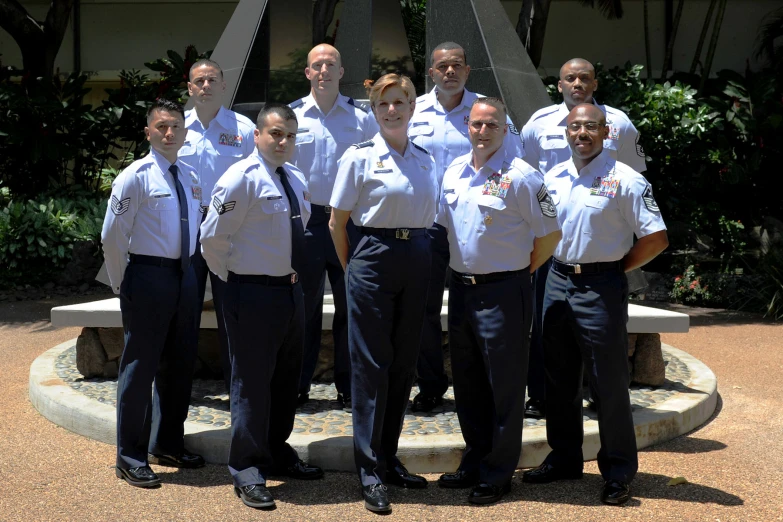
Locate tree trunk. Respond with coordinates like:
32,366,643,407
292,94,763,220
660,0,685,82
699,0,727,93
312,0,340,46
516,0,552,69
690,0,718,74
643,0,652,80
0,0,75,79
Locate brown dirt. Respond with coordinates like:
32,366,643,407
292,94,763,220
0,297,781,521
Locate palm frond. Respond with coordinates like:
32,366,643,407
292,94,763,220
576,0,624,20
754,7,783,61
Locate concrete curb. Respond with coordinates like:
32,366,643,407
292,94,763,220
30,341,716,473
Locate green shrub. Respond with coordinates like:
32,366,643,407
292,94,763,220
0,195,105,285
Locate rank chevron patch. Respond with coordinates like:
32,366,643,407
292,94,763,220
111,196,130,215
536,184,557,218
212,197,236,215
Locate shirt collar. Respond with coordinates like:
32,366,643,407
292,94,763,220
557,99,607,124
150,148,178,174
185,105,231,131
426,86,474,114
302,92,349,117
573,149,613,178
374,132,415,159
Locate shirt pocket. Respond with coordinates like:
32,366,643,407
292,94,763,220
178,143,197,161
216,145,244,173
476,195,507,233
409,124,434,152
540,134,569,151
337,128,363,145
147,196,179,238
296,132,315,145
260,198,288,238
582,196,616,237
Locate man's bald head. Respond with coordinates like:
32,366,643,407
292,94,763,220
565,103,608,166
308,44,342,68
558,58,598,110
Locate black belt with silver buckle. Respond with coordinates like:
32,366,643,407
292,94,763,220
227,271,299,285
311,204,332,213
551,258,622,275
358,226,426,240
452,268,527,285
129,254,181,269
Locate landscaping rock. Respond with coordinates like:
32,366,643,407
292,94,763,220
97,328,124,361
632,333,665,386
75,327,107,378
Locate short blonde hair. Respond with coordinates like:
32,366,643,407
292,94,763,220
365,74,416,107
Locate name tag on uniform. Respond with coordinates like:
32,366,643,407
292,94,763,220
546,134,563,140
411,121,428,127
219,133,243,147
267,195,282,200
590,175,620,198
443,188,455,194
153,193,172,198
191,186,202,200
297,128,310,133
374,169,393,174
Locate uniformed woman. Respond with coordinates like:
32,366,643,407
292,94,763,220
329,74,438,513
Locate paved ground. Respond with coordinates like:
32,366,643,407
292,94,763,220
0,296,781,522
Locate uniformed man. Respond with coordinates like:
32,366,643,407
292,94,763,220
408,41,524,413
521,57,647,420
289,44,378,409
179,58,256,390
522,104,669,506
434,98,561,504
199,103,324,510
102,99,205,488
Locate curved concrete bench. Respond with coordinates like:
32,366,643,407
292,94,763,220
51,292,689,333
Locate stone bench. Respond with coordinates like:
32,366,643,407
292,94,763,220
52,293,689,385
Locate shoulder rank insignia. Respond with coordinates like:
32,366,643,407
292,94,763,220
636,134,646,158
642,185,660,212
508,123,520,135
199,204,209,214
354,140,374,149
212,196,236,215
537,184,557,218
111,196,131,216
289,98,305,109
347,97,370,113
412,142,429,155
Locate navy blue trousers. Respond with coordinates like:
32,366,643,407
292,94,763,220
223,280,304,487
347,233,431,486
298,209,356,397
192,245,230,390
526,259,551,401
541,265,638,483
415,223,450,398
116,261,199,470
449,272,532,487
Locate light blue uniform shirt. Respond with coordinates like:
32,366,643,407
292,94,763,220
545,150,666,264
522,102,646,174
290,93,379,206
330,133,438,229
178,106,256,207
436,146,561,274
409,87,524,187
199,152,311,280
101,149,202,293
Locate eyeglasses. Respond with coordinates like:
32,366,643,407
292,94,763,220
567,121,605,132
469,120,506,132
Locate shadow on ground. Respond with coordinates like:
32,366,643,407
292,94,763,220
150,467,743,508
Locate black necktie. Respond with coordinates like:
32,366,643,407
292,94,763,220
169,164,190,272
275,167,306,275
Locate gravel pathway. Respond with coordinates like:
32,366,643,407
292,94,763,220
0,297,781,521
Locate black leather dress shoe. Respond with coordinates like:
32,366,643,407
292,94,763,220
522,462,583,484
386,463,428,489
115,466,161,488
297,392,309,406
524,398,546,419
235,484,275,508
601,480,631,505
338,393,353,412
362,483,391,513
412,393,443,413
468,482,511,505
437,469,480,489
148,451,205,469
278,459,324,480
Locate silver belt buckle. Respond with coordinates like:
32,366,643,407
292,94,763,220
291,273,299,284
573,264,581,274
324,205,332,213
396,229,411,240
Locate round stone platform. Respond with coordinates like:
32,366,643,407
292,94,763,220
30,340,717,473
